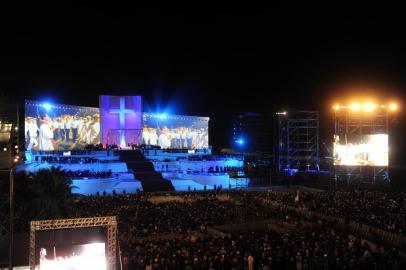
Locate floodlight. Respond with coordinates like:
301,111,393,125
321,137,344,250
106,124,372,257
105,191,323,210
42,103,52,110
389,103,398,111
350,102,361,112
362,102,377,112
235,139,244,145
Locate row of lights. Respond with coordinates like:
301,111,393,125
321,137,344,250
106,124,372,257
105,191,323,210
276,111,288,115
143,113,209,121
333,102,398,112
26,101,210,120
26,102,96,112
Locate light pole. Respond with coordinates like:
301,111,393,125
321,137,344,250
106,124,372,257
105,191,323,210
9,166,14,270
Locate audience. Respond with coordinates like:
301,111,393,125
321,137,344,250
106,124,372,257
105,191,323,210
64,189,406,269
65,169,113,178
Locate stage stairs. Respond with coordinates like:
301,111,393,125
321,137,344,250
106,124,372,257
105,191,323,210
119,150,174,192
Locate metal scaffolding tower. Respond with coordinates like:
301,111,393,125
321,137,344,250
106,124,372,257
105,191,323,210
333,106,389,182
277,110,319,172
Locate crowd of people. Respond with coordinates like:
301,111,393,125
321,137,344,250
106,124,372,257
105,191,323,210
142,126,209,149
31,149,102,155
122,230,402,270
25,113,100,151
65,169,113,178
70,193,241,236
260,190,406,236
64,189,406,269
37,156,100,163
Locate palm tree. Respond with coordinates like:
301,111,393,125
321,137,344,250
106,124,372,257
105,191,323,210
12,167,77,231
30,166,77,219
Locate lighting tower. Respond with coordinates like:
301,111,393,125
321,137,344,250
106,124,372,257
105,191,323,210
332,101,398,183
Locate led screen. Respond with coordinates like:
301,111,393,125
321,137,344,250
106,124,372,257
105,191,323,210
25,101,100,151
39,242,106,270
142,113,209,149
333,134,388,166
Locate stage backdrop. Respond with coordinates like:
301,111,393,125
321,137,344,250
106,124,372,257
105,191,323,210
25,100,100,151
142,113,209,149
99,95,142,147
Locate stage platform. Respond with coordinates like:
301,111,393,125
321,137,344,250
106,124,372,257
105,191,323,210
72,178,144,195
18,149,247,194
164,172,249,191
17,161,129,173
71,173,249,195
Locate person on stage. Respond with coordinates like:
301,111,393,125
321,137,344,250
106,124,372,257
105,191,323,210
149,128,158,146
76,116,86,143
191,128,198,149
89,114,100,144
180,127,187,148
142,126,150,145
175,128,181,148
186,128,193,149
38,113,55,151
59,116,66,143
64,116,72,142
83,116,93,144
52,117,60,141
158,127,171,149
71,116,79,142
27,118,39,150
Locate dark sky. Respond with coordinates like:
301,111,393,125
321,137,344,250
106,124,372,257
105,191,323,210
1,5,406,152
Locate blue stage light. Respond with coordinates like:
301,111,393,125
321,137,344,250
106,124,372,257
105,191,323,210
235,138,245,145
42,103,52,110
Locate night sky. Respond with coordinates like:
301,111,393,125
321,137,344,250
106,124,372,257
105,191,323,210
1,5,406,156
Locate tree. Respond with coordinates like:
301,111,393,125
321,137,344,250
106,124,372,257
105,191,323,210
12,167,77,232
31,167,77,219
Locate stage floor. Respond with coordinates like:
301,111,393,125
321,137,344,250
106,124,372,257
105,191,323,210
164,172,250,191
72,178,143,195
72,173,250,195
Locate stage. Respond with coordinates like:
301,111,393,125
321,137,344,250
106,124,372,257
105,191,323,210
71,172,250,195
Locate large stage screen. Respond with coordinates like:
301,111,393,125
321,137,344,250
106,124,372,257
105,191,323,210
25,101,100,151
333,134,388,166
39,242,106,270
142,113,209,149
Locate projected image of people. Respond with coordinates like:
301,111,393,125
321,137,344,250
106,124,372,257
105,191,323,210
142,114,209,149
39,243,106,270
333,134,388,166
25,101,100,151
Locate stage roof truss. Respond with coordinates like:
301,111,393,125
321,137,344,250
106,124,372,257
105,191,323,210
29,216,117,270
